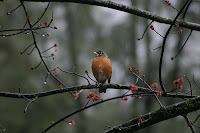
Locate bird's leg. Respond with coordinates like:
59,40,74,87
95,82,107,93
95,82,101,88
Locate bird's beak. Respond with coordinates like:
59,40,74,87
93,52,98,56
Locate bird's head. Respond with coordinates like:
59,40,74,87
93,50,108,58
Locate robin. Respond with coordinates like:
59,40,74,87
92,50,112,93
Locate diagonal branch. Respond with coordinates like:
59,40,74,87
105,96,200,133
21,0,200,31
42,93,143,133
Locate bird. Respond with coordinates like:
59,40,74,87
92,50,112,93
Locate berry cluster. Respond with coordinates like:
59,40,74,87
86,92,101,102
173,78,184,90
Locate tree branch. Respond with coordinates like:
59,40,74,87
105,96,200,133
20,0,200,31
159,0,190,93
0,84,197,99
42,93,144,132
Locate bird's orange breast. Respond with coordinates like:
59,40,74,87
92,57,112,83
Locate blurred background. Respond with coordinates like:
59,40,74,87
0,0,200,132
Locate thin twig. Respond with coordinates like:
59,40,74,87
130,69,163,107
193,75,200,90
19,88,38,113
173,30,193,59
32,60,42,69
193,115,200,123
184,75,193,96
86,73,97,83
138,21,154,40
151,46,162,51
192,124,200,128
57,67,90,85
20,43,34,54
0,26,50,33
183,115,196,133
32,2,50,26
24,95,38,113
84,99,91,108
170,5,179,12
7,4,22,15
134,72,139,85
41,45,56,54
0,31,24,37
153,29,164,38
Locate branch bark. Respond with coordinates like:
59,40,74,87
21,0,200,31
105,96,200,133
